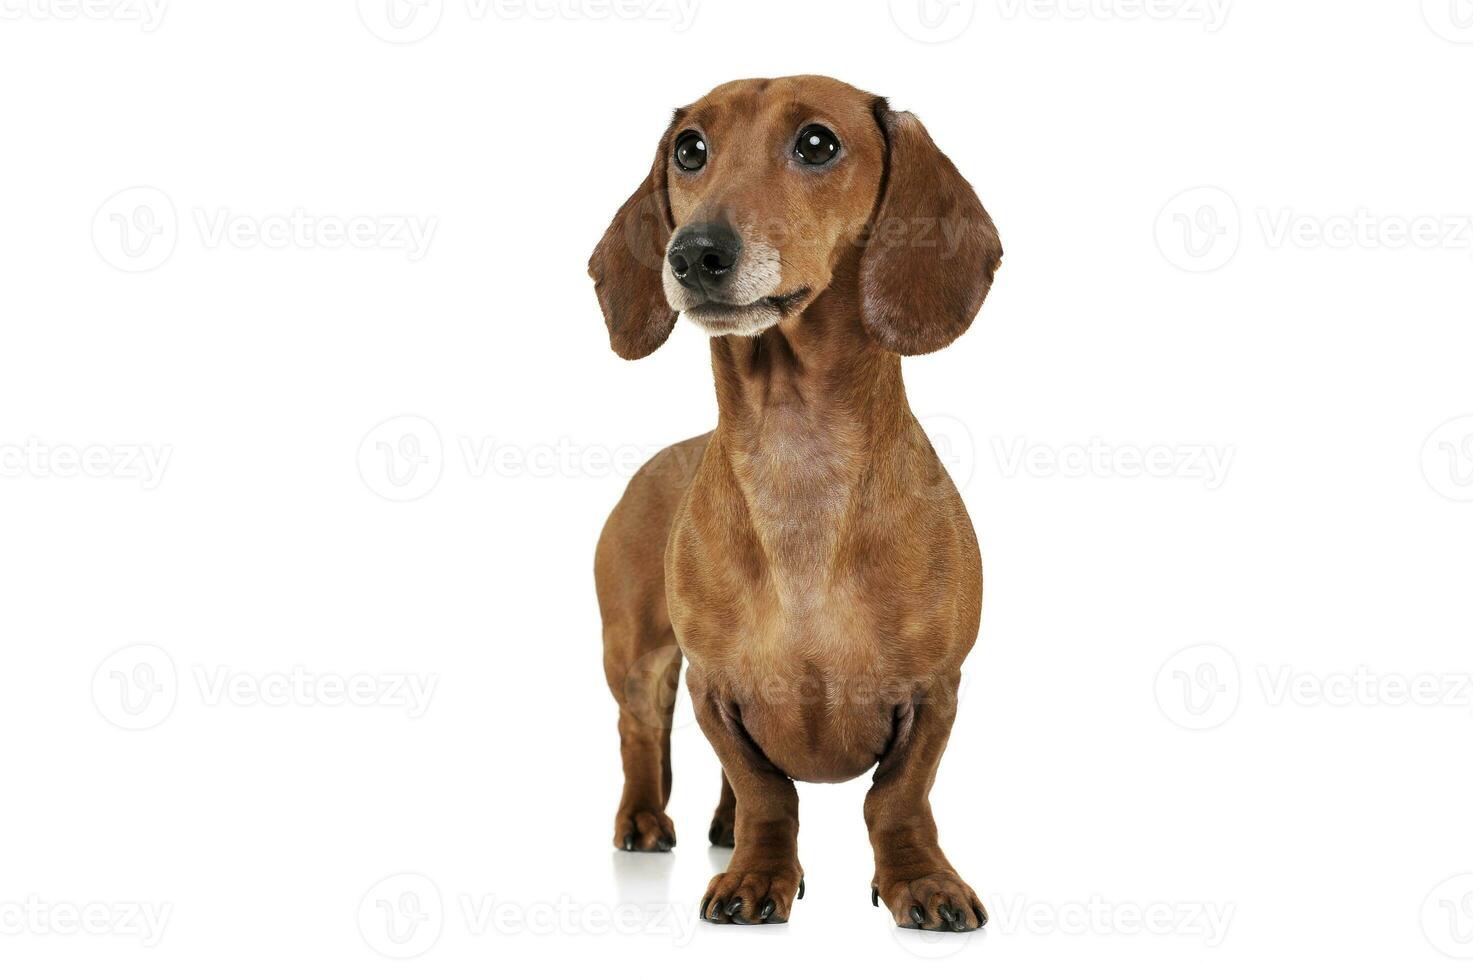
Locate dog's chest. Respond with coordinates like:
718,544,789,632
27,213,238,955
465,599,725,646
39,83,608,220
719,625,904,783
735,666,899,783
665,423,981,780
677,587,919,782
731,420,856,570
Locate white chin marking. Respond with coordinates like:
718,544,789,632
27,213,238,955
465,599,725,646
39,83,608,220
685,304,782,337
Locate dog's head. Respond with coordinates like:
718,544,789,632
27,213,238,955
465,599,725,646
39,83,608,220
589,75,1002,359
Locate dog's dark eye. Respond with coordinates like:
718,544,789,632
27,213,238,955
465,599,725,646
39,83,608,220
794,125,839,166
673,130,707,171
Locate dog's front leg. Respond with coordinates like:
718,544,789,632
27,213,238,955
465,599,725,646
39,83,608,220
865,673,987,932
689,676,803,925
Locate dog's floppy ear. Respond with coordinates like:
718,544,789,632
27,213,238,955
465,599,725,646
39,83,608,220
589,119,679,360
860,102,1003,356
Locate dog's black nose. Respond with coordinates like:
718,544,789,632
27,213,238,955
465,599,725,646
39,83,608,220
668,223,742,289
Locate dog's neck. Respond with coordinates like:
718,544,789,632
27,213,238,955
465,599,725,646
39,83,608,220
704,272,926,583
710,304,909,458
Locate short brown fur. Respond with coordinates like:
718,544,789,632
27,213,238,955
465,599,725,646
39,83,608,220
591,76,1002,930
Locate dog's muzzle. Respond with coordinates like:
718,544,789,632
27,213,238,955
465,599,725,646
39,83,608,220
662,222,788,337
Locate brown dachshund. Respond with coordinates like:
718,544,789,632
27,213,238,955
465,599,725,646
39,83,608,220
589,75,1002,930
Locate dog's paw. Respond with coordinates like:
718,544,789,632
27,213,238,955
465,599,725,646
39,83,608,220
700,868,803,925
875,871,986,932
613,807,675,852
707,809,735,847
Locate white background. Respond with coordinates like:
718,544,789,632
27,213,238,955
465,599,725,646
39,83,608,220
2,0,1471,976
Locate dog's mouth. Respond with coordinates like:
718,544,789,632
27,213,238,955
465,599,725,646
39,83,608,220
686,288,812,329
